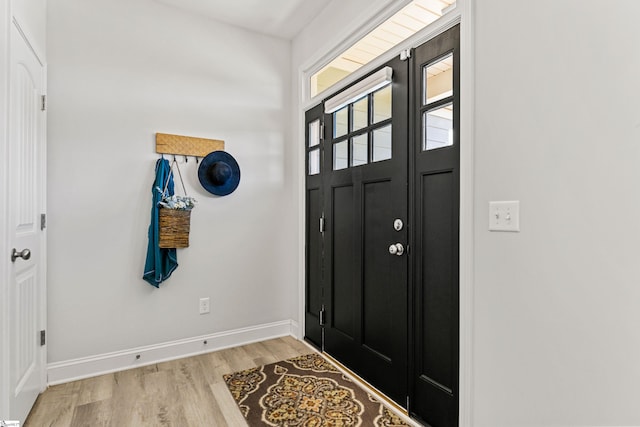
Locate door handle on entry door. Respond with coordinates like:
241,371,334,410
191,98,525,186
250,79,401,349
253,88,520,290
11,248,31,263
388,243,404,256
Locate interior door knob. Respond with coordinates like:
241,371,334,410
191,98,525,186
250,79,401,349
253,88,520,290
388,243,404,256
11,248,31,263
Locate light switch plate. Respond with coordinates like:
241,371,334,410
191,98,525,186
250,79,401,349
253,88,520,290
489,201,520,232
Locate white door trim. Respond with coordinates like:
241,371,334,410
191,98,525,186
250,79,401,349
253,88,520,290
0,0,12,418
457,1,475,425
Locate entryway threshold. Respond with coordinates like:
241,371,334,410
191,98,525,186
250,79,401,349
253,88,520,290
299,340,421,426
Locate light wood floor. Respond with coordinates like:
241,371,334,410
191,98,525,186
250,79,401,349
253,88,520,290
25,336,313,427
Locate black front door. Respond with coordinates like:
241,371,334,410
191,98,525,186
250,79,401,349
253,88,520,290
323,55,409,405
304,25,460,426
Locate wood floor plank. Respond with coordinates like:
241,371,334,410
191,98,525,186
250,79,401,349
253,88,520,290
210,382,249,427
69,399,111,427
24,336,310,427
24,382,82,427
75,374,115,406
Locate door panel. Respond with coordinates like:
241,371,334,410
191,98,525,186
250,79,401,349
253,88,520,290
420,170,455,391
411,25,460,427
331,184,356,339
324,55,409,406
362,179,394,357
9,22,46,423
306,187,322,332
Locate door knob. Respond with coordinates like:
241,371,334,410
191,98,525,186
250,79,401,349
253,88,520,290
11,248,31,263
388,243,404,256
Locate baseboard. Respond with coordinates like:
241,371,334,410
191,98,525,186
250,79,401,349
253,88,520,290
47,319,299,386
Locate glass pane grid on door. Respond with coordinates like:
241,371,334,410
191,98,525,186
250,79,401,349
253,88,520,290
331,84,393,170
422,52,454,151
307,119,321,176
423,104,453,151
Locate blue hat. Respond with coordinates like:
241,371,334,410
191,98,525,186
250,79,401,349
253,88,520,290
198,151,240,196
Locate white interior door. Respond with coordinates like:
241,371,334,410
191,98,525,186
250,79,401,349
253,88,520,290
8,22,46,423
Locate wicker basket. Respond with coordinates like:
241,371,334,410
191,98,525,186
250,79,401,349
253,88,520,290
158,208,191,248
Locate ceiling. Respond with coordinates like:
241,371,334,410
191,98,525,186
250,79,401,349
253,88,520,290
154,0,334,39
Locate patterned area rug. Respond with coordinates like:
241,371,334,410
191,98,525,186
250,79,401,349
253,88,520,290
223,353,410,426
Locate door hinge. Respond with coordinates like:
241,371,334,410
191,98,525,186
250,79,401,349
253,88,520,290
320,123,325,141
40,330,46,346
41,94,46,111
406,396,410,412
41,213,47,230
319,306,326,326
400,49,411,61
319,215,325,233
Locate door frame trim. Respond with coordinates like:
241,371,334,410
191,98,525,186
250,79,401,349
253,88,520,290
0,0,11,417
296,1,475,425
457,2,475,425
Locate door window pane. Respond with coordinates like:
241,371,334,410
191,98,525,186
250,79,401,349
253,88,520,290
334,106,349,138
308,148,320,175
352,96,368,131
373,85,392,123
423,104,453,151
351,134,368,167
308,119,320,147
424,53,453,105
373,125,392,162
334,140,348,170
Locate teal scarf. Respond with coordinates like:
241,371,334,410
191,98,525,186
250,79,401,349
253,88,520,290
143,158,178,287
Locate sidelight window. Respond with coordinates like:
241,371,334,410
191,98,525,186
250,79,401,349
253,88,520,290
307,119,321,175
422,53,454,151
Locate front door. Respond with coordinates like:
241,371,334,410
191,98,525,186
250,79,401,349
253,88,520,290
322,55,409,405
304,25,460,426
8,22,47,423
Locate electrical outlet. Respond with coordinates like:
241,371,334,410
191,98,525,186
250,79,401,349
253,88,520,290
199,297,210,315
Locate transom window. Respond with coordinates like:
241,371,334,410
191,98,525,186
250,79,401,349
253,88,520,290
310,0,457,98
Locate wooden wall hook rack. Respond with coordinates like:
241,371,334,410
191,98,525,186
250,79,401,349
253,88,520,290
156,133,225,158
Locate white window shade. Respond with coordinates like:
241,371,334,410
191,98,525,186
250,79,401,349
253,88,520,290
324,67,393,114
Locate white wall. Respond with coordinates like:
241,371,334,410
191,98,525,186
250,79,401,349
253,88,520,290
473,0,640,425
47,0,296,363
